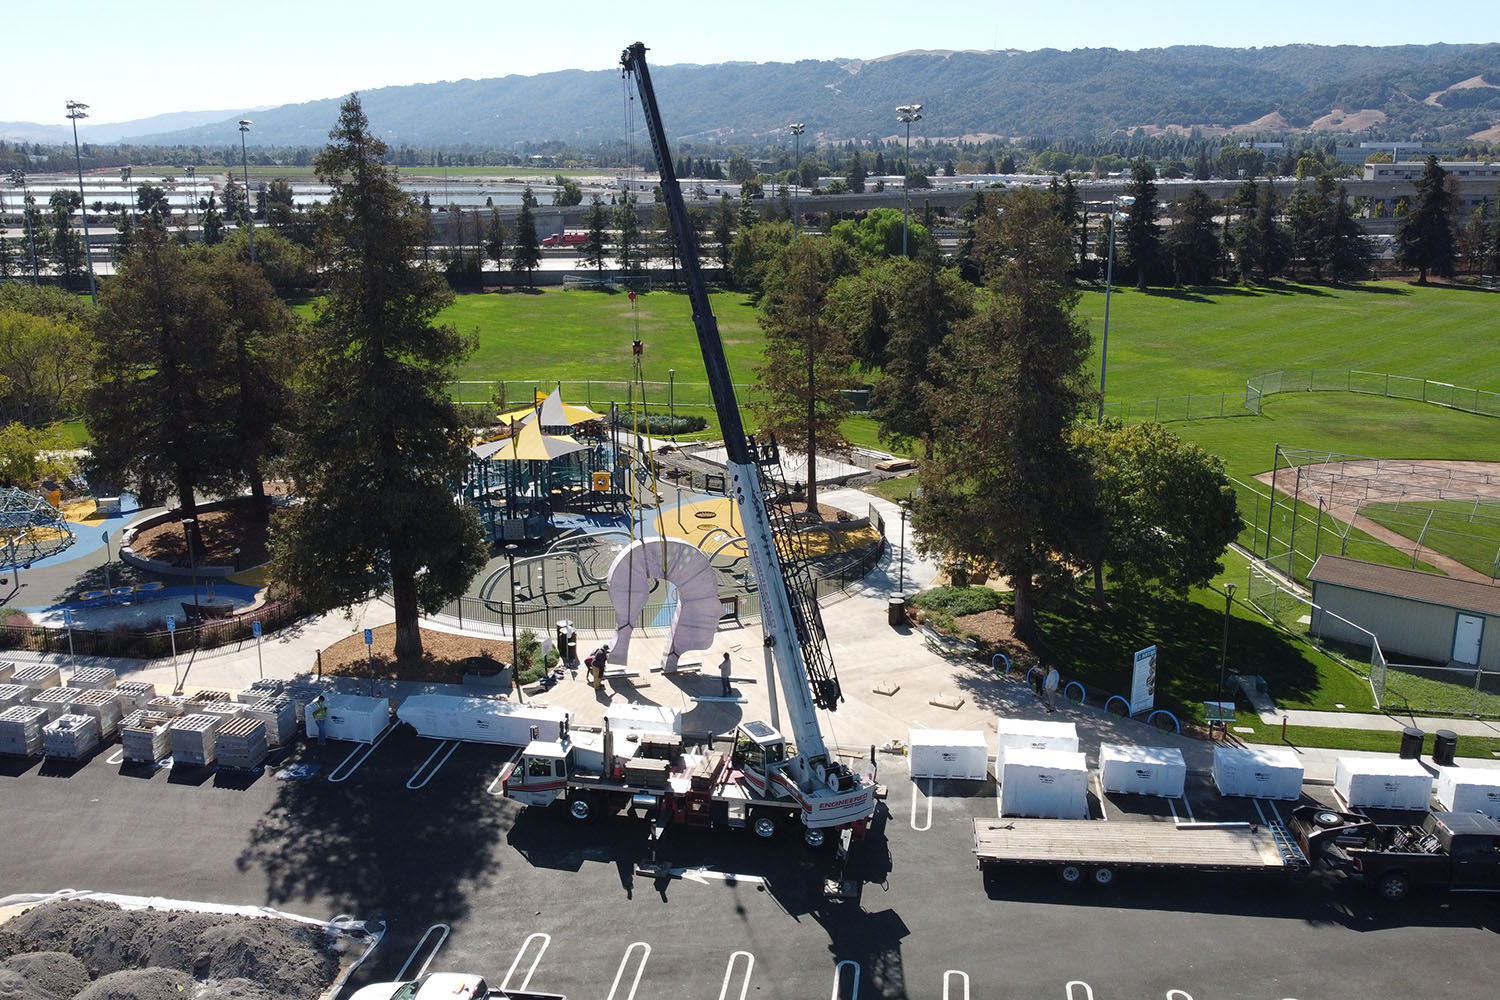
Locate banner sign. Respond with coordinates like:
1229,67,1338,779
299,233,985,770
1130,645,1158,715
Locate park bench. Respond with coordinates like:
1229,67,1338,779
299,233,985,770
917,623,980,660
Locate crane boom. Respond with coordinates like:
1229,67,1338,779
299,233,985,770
620,42,858,800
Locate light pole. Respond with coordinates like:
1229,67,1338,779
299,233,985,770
506,544,523,702
9,169,39,284
101,528,112,593
898,498,910,594
1097,195,1132,424
1216,582,1237,740
181,517,202,619
65,100,98,305
789,123,805,235
896,104,922,257
120,166,132,224
185,166,197,239
238,119,256,262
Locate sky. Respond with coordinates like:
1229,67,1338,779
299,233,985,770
5,0,1497,125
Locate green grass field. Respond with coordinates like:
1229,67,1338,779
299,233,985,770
1361,499,1500,579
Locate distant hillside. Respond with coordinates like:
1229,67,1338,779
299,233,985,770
8,44,1499,149
0,108,269,145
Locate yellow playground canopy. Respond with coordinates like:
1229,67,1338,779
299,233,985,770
497,386,603,428
502,419,589,462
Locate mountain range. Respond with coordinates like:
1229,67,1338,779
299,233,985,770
6,44,1500,149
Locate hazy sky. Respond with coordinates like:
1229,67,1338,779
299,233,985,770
6,0,1496,125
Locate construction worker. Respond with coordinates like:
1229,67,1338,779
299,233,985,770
309,695,328,745
719,652,733,698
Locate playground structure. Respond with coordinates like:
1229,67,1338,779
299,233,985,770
0,486,77,570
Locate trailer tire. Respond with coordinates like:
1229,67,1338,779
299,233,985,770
1312,810,1345,829
752,812,779,839
1377,871,1410,901
1059,864,1084,885
1092,866,1116,886
568,793,594,822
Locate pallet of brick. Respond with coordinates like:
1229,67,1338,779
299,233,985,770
70,689,125,740
0,661,14,683
144,696,187,717
0,683,32,709
30,686,80,722
185,689,233,709
115,680,156,713
13,664,61,692
120,711,174,762
285,684,327,724
68,666,118,691
236,678,288,704
199,701,246,721
215,716,269,770
0,705,47,756
241,697,297,747
168,713,220,766
43,713,101,760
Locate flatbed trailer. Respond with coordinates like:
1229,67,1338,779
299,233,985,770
974,815,1321,886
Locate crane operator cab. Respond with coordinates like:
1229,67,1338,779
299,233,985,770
732,720,858,798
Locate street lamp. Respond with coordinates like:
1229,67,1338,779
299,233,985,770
181,517,202,619
1215,582,1237,740
896,104,922,257
120,166,132,224
65,100,98,305
506,544,522,703
9,169,39,284
238,119,256,262
185,165,197,239
898,498,910,594
1096,195,1133,424
788,123,805,235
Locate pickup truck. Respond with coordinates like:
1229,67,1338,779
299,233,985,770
1304,806,1500,900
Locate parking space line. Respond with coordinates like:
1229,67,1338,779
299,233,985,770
326,724,397,783
717,950,754,1000
909,777,932,832
105,748,124,765
943,970,969,1000
1066,981,1094,1000
605,941,650,1000
394,922,449,982
487,747,523,797
832,959,860,1000
406,740,460,790
1166,991,1195,999
501,931,550,993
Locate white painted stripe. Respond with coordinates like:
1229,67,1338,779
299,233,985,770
1066,982,1095,1000
1166,991,1195,1000
909,777,932,832
405,740,460,790
717,950,754,1000
832,959,860,1000
106,748,124,765
943,970,969,1000
394,922,449,982
486,747,524,797
605,941,651,1000
326,724,396,783
501,931,551,993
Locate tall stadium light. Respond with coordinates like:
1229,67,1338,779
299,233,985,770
1097,194,1133,424
65,100,98,304
238,119,256,262
897,104,923,257
9,170,39,284
185,165,197,239
1215,582,1237,741
789,123,805,235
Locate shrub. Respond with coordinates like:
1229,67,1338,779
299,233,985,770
610,412,707,436
910,585,1006,619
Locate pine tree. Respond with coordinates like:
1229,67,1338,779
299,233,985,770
1326,184,1373,286
1395,156,1456,284
1122,157,1161,290
584,195,609,272
510,188,542,285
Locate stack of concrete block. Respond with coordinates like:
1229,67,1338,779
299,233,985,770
0,661,14,682
168,713,220,766
199,700,245,722
286,684,328,724
115,680,157,713
0,683,32,710
68,667,118,691
30,686,80,722
185,690,232,710
215,717,269,770
0,705,47,756
43,713,101,759
120,710,174,762
13,664,61,692
144,696,187,717
241,697,297,747
236,678,288,704
70,689,125,741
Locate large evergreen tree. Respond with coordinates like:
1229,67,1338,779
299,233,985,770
917,187,1094,640
510,189,542,285
1163,187,1220,286
1325,184,1373,286
583,195,609,271
1395,156,1457,284
1122,158,1161,290
271,94,487,661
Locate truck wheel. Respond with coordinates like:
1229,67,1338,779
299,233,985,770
1377,872,1410,901
803,827,827,848
752,813,779,839
568,794,594,821
1059,864,1084,885
1092,866,1116,886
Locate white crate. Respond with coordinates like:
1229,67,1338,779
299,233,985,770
908,728,990,780
1213,745,1303,801
1334,756,1434,810
1099,744,1187,798
1434,767,1500,818
996,716,1078,768
398,694,568,746
1000,748,1089,819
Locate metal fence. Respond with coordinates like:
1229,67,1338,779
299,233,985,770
1101,392,1257,425
1245,369,1500,418
0,600,303,660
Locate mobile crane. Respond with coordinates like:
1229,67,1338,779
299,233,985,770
502,43,877,869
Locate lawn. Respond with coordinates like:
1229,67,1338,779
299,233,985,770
1360,498,1500,579
1235,724,1500,760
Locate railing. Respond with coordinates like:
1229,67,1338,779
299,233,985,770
1245,369,1500,418
0,599,303,659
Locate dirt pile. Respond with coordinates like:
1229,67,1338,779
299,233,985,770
0,900,337,999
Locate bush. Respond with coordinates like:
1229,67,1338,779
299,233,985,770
910,585,1006,619
610,412,707,436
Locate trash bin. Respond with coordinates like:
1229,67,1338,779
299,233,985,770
566,633,578,663
887,596,906,627
555,620,576,664
1399,726,1424,760
1433,729,1458,767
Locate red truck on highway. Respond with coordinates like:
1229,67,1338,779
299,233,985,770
542,232,587,247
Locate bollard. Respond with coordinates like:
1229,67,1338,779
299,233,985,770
1281,716,1288,742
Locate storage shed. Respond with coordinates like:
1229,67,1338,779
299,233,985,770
1334,755,1434,810
1213,745,1303,800
1307,555,1500,669
1099,744,1187,798
999,748,1089,819
908,729,990,781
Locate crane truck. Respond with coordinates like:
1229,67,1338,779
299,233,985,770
502,42,878,879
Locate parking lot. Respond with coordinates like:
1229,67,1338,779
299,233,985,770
6,715,1500,1000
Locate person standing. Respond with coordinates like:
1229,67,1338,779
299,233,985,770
719,652,733,698
1043,666,1060,712
309,695,328,745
